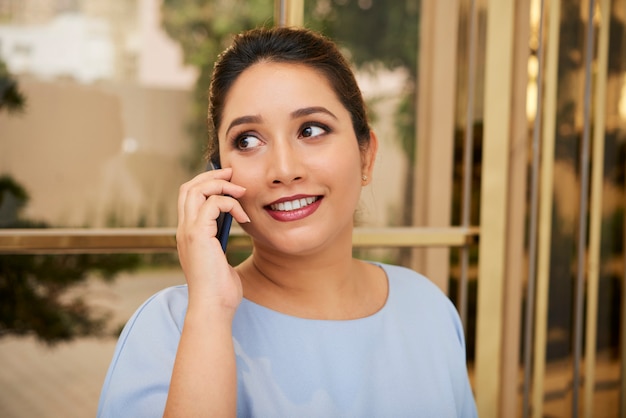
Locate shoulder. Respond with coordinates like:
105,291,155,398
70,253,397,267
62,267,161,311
376,262,449,303
125,285,189,331
97,285,189,417
105,285,189,381
106,284,189,367
374,262,465,343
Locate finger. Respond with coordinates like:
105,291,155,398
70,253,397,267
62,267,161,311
176,196,248,265
186,167,235,186
177,168,235,223
181,181,246,226
178,175,246,225
195,195,250,231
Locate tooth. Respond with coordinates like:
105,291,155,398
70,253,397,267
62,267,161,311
270,197,319,211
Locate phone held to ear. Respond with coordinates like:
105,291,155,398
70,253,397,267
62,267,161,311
207,158,233,253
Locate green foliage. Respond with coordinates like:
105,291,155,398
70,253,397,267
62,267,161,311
0,252,139,344
0,175,29,226
161,0,274,172
0,175,140,344
0,59,26,114
305,0,419,75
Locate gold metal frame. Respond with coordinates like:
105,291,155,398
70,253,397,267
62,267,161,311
413,0,459,292
532,0,561,415
502,0,532,414
474,1,516,415
274,0,303,27
0,227,479,254
584,0,610,416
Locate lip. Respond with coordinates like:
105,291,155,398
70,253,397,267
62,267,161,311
264,194,323,222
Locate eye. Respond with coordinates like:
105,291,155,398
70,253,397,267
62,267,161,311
235,134,263,150
300,124,329,139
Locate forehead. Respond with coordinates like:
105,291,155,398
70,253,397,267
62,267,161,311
236,60,333,90
220,62,343,120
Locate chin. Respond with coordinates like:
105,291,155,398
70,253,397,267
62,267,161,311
257,233,327,257
243,223,347,257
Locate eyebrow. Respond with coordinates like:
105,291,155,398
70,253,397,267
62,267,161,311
225,115,263,136
290,106,338,120
224,107,338,136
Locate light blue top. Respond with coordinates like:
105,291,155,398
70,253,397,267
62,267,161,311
97,263,477,417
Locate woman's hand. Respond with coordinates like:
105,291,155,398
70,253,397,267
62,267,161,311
176,167,250,315
165,167,248,417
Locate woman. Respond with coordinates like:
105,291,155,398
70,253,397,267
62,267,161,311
98,26,477,417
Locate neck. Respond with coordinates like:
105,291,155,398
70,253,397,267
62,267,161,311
237,236,367,319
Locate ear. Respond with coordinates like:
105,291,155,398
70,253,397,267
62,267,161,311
361,131,378,185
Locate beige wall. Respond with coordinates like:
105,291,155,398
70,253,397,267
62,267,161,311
0,78,192,227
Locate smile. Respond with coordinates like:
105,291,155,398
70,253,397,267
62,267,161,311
269,196,320,212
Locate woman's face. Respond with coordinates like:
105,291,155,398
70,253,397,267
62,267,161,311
218,62,375,256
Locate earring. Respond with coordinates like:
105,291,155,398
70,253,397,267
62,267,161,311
362,174,368,182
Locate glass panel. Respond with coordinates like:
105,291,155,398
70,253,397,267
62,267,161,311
593,0,626,414
449,0,487,367
304,0,419,233
537,0,626,416
0,0,274,229
541,0,588,415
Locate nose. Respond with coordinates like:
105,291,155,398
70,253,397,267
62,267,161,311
267,139,305,185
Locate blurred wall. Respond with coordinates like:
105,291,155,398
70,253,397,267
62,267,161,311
0,78,193,227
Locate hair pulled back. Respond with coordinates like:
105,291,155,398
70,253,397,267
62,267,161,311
207,26,371,162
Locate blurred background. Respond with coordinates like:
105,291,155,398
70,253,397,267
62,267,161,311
0,0,414,230
0,0,625,417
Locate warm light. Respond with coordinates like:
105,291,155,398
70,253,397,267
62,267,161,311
529,0,542,50
526,55,539,121
619,78,626,120
530,0,541,26
528,55,539,77
526,0,542,121
122,137,139,154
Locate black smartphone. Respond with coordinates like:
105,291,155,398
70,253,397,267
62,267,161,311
207,158,233,253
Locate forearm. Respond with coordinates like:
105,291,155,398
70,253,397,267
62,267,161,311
163,308,237,417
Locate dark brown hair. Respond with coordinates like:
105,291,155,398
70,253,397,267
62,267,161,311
207,26,371,162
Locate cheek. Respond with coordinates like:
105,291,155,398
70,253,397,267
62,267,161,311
332,152,363,182
229,156,264,185
323,156,363,203
230,171,259,209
